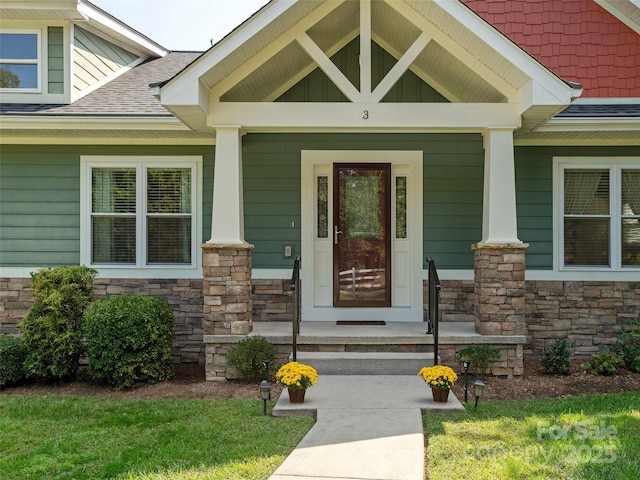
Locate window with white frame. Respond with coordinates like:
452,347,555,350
85,158,199,268
559,159,640,269
0,30,40,91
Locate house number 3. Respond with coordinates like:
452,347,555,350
363,110,369,119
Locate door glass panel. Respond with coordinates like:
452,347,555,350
334,164,390,306
317,176,328,238
396,176,407,239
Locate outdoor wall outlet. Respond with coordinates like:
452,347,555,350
284,245,293,258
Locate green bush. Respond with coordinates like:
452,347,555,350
84,295,175,389
582,350,624,376
0,335,27,387
540,337,573,375
18,266,97,381
612,318,640,373
227,336,276,382
455,345,501,379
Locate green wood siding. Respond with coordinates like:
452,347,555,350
0,145,212,268
73,26,139,94
277,38,447,103
514,145,640,270
47,27,64,94
423,135,483,269
0,147,80,266
4,141,637,272
243,133,483,269
243,136,301,268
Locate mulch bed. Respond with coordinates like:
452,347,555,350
2,360,639,401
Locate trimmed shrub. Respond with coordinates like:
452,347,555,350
582,350,624,376
612,318,640,373
227,336,276,382
18,266,97,381
84,295,175,389
540,337,573,375
456,345,501,379
0,336,27,388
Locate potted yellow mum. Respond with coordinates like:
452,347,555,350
276,361,319,404
418,365,458,403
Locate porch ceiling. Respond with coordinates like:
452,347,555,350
219,0,508,104
159,0,576,132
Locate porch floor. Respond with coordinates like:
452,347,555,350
248,321,525,345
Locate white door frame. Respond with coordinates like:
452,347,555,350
301,150,423,321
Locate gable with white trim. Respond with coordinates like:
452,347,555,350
158,0,580,133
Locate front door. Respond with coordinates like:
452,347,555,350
333,163,391,307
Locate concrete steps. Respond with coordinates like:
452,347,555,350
290,351,437,375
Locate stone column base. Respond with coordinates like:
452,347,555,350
202,243,254,336
472,242,528,336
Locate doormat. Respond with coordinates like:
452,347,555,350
336,321,386,326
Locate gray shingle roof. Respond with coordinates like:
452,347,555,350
557,103,640,117
0,51,201,116
3,49,638,122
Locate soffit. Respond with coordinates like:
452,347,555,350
0,1,84,20
220,0,506,103
160,0,575,132
0,1,167,57
194,0,324,90
214,0,515,104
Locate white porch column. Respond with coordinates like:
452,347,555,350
481,128,522,244
209,126,246,244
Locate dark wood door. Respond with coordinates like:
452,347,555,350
333,163,391,307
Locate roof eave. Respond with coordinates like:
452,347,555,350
0,114,188,130
594,0,640,34
78,1,168,58
538,116,640,132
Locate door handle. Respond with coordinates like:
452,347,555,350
334,226,343,245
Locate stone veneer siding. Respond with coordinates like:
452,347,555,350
202,243,254,335
526,281,640,357
472,243,528,336
426,279,475,322
0,277,205,364
432,279,639,360
252,279,294,321
3,276,639,368
0,278,33,336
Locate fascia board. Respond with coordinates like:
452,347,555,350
0,115,189,130
77,1,167,57
437,0,577,106
572,97,640,105
159,0,296,104
0,1,83,19
160,80,209,131
538,117,640,132
162,78,208,108
1,1,78,8
594,0,640,34
520,79,582,114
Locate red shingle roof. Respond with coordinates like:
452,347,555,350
462,0,640,98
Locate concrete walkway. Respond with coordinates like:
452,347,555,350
269,375,465,480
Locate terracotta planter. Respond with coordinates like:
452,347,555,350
431,387,450,403
288,388,306,404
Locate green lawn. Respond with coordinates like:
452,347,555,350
424,391,640,480
3,391,638,480
0,396,313,480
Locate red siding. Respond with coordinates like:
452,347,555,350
463,0,640,97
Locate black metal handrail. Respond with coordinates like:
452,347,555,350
426,256,441,365
290,256,301,361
